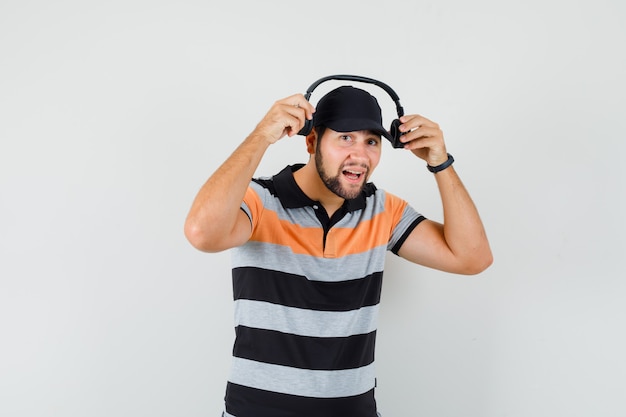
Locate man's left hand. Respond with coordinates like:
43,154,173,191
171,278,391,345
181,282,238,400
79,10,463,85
397,114,448,166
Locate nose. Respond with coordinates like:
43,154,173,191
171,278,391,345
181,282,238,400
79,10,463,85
348,141,369,161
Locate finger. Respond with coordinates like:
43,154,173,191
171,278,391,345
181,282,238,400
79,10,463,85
279,94,315,120
294,101,315,121
280,107,309,137
399,115,438,132
400,114,436,125
281,103,308,126
258,104,306,141
398,126,443,147
402,135,439,150
406,125,442,139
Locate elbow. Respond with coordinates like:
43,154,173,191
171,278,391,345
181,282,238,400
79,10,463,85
184,222,207,252
460,249,493,275
184,220,219,253
184,217,240,253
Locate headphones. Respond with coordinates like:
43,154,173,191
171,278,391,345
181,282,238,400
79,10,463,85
297,74,406,148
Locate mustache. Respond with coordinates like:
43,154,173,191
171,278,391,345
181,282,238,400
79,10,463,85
340,163,369,171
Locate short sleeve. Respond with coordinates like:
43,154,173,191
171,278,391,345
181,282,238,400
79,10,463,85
385,192,426,254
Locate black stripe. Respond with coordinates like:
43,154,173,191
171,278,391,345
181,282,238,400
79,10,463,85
232,267,383,311
391,215,427,255
225,382,378,417
233,326,376,371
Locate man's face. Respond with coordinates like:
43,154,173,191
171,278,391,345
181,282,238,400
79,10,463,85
315,128,382,200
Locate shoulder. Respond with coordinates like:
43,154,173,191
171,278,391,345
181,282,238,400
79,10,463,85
252,176,275,193
363,183,408,210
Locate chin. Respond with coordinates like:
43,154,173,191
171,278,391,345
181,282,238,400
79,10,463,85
337,184,365,200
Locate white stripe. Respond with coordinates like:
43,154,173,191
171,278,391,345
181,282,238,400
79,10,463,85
229,357,376,398
234,299,379,338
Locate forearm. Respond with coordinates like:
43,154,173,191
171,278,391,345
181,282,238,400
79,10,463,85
184,93,313,252
184,133,270,250
433,165,492,272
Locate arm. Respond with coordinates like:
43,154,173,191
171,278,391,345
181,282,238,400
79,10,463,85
395,115,493,275
184,94,314,252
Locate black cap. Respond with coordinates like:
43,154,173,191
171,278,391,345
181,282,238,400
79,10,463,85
312,86,392,141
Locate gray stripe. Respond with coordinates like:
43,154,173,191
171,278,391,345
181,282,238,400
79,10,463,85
234,299,379,338
232,241,387,282
335,191,387,229
228,357,376,398
388,204,422,250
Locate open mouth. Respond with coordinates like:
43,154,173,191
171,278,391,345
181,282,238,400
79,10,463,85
343,169,364,182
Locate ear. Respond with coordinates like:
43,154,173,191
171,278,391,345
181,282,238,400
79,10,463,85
305,130,317,155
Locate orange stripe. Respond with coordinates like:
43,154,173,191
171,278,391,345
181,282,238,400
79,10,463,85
251,210,325,257
246,187,408,258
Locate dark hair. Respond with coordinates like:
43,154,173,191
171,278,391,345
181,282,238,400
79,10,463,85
314,125,326,141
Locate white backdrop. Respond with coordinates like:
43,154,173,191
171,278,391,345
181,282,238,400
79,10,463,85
1,1,624,416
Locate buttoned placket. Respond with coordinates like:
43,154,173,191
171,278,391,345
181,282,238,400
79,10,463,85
312,203,345,258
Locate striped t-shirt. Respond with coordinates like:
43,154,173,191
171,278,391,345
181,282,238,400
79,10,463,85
224,165,425,417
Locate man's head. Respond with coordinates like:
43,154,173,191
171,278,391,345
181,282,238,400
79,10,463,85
312,86,392,142
305,86,386,200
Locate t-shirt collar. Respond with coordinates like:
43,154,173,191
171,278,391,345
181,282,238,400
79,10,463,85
273,164,367,212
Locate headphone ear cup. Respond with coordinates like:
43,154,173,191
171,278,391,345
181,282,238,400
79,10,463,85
389,119,404,148
298,119,313,136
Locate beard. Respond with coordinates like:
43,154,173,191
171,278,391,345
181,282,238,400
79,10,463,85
315,146,369,200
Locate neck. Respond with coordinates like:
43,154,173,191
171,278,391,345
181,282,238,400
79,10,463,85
293,161,345,217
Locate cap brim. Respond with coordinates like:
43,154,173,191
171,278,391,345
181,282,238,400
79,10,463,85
324,118,393,141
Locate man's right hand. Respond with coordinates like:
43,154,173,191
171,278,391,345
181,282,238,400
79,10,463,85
253,94,316,144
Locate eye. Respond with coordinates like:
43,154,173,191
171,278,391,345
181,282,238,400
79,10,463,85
337,134,353,146
367,138,381,146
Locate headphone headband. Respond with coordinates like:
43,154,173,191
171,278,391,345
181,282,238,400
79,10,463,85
298,74,407,148
303,74,404,117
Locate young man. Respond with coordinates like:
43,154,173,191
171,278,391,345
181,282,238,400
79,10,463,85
184,84,492,417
